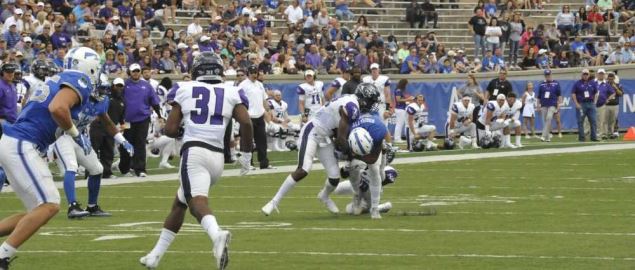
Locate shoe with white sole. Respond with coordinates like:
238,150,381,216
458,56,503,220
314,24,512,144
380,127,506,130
138,172,148,178
378,202,393,213
139,253,161,269
213,230,231,270
370,207,381,219
159,162,175,169
317,189,339,214
261,200,279,216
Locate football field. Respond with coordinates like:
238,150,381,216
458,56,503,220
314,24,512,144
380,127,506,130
1,141,635,269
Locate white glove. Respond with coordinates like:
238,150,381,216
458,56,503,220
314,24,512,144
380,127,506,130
239,152,252,176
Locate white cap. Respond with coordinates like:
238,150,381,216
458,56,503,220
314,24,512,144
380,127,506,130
112,15,120,20
597,68,606,74
457,49,464,53
37,1,44,6
250,17,257,21
447,50,456,56
304,69,315,77
215,15,222,20
192,51,201,58
15,51,23,56
473,58,481,63
496,94,506,100
14,8,23,14
200,35,210,42
304,39,311,45
370,63,380,70
23,36,31,42
129,63,141,71
113,77,125,85
139,47,147,52
192,44,199,49
255,9,262,14
538,49,547,54
177,43,187,49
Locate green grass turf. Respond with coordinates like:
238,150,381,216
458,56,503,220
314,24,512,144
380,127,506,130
3,143,635,269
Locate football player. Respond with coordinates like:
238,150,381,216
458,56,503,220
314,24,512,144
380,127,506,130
267,90,300,151
0,47,102,269
140,52,253,270
53,74,134,219
477,94,511,148
504,92,523,147
261,83,380,216
406,94,437,151
324,68,351,101
446,94,478,149
341,111,389,219
21,59,50,108
297,69,324,122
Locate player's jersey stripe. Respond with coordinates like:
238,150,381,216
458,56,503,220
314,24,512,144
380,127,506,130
180,148,192,201
354,132,367,155
296,122,313,170
54,144,68,171
18,140,47,203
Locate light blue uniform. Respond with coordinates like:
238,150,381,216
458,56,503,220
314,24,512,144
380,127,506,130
0,70,94,210
351,113,387,155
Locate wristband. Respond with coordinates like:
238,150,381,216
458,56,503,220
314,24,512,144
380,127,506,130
114,133,126,145
66,125,80,137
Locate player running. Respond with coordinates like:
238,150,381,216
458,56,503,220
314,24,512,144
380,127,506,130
140,52,253,270
261,83,381,216
0,47,102,269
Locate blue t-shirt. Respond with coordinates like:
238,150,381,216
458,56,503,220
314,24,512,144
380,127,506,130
351,113,387,154
3,71,93,151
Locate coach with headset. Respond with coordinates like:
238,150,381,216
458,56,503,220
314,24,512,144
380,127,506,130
239,65,273,169
120,64,163,177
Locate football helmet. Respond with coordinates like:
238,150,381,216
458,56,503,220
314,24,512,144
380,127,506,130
411,139,426,152
443,138,455,150
31,59,49,80
382,165,398,186
64,47,102,86
285,140,298,151
191,51,224,84
354,83,380,113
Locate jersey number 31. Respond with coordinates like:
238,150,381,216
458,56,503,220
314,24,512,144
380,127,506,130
191,86,224,125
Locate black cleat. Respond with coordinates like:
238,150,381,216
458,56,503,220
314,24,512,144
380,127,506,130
67,202,90,219
85,205,112,217
0,257,14,270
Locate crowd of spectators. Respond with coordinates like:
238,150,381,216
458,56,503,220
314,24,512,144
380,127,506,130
0,0,633,78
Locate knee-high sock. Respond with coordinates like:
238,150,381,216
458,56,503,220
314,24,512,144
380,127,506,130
87,174,102,206
149,228,176,257
201,215,221,240
367,164,381,209
63,171,77,204
160,141,175,164
272,175,296,203
516,134,521,145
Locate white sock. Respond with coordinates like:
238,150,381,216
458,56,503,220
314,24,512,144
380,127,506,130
516,135,521,145
506,134,512,145
323,178,337,195
160,142,174,164
201,215,221,240
272,175,296,203
149,228,176,256
0,242,16,259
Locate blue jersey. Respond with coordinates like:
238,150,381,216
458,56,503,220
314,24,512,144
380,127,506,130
75,96,110,132
351,113,387,153
2,71,93,151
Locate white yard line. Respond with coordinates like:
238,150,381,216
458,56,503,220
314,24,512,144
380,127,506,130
14,249,635,261
2,143,634,193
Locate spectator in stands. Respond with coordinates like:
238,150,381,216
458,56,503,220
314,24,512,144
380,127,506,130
544,23,561,52
406,0,422,28
103,49,122,75
556,5,576,37
140,0,165,31
569,36,592,66
485,17,502,52
571,69,599,142
484,0,497,18
105,16,122,34
597,0,619,35
521,38,538,68
575,7,591,36
535,48,549,69
21,9,34,34
305,44,322,70
285,0,304,24
72,1,90,26
96,0,114,30
481,49,497,72
316,8,330,28
594,38,612,65
606,43,634,64
3,9,23,35
588,5,604,34
421,0,438,29
554,50,570,68
400,47,419,74
334,0,354,21
4,23,20,48
159,49,175,74
469,8,488,59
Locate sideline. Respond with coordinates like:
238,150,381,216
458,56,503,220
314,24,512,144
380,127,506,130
2,143,634,193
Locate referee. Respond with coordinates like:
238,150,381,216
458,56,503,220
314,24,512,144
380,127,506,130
239,65,273,169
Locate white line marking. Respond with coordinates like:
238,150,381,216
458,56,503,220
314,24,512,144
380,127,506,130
14,250,635,261
93,235,140,241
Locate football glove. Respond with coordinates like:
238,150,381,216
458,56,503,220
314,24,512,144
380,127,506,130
122,140,134,156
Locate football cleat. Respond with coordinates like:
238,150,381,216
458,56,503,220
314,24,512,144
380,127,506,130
139,253,161,270
378,202,393,213
0,257,12,270
213,230,231,270
67,202,90,219
370,207,382,219
86,205,112,217
261,200,279,216
317,189,339,214
159,162,175,169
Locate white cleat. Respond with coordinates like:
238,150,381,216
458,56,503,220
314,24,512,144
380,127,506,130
261,200,279,216
213,230,231,270
378,202,393,213
139,254,161,270
159,162,175,169
516,143,523,148
370,207,382,219
505,143,518,149
317,190,340,214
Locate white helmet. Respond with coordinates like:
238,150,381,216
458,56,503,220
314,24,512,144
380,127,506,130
348,127,374,156
64,47,102,86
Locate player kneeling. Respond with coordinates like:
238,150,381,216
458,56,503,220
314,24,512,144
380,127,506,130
477,94,516,148
140,52,253,270
406,94,437,151
503,93,523,148
445,95,478,150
